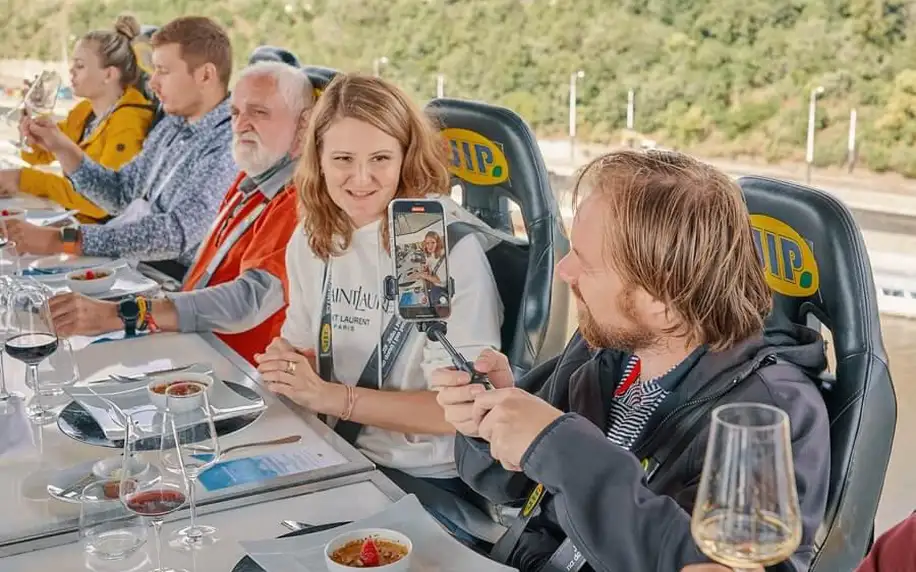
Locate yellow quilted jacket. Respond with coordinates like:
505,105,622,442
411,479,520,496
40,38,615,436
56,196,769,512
19,86,155,222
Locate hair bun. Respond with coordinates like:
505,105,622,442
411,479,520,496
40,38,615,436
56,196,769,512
114,14,141,41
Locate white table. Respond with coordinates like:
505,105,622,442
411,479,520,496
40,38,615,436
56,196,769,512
0,470,404,571
0,332,374,557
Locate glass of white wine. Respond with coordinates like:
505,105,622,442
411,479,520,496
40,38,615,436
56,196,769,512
18,70,62,153
691,403,802,570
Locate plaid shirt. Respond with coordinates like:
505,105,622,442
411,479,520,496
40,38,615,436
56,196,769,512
68,99,237,265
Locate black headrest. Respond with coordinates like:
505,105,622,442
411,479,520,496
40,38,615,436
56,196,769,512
739,176,886,362
424,98,559,234
249,46,300,67
301,66,339,94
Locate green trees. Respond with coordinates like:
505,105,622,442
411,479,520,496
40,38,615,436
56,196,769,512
4,0,916,175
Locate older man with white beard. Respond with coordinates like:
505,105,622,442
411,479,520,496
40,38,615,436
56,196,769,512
48,61,314,364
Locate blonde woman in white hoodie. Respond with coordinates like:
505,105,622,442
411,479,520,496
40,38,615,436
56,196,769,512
255,74,502,540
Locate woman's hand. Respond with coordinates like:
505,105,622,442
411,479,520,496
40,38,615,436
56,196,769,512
255,341,333,412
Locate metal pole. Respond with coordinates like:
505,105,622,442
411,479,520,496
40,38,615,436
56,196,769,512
848,108,857,174
436,74,445,99
569,72,577,164
626,89,635,130
805,89,818,184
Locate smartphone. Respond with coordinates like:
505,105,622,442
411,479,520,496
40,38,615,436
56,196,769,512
388,198,452,322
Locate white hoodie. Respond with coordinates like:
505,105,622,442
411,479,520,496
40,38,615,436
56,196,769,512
281,199,504,478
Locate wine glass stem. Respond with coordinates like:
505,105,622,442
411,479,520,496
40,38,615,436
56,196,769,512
187,477,201,539
152,518,164,572
27,364,41,412
0,349,9,399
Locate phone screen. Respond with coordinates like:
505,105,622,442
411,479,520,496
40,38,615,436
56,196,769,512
389,198,451,322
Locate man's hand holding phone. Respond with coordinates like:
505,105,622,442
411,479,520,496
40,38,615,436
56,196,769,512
431,348,514,437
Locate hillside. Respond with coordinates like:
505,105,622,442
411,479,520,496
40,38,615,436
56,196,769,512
3,0,916,176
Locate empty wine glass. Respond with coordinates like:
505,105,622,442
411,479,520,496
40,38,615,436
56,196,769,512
691,403,802,570
163,382,220,550
120,413,189,572
5,283,59,424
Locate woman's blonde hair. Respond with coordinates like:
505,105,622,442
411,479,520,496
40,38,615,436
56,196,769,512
81,14,142,89
424,231,445,258
294,73,450,260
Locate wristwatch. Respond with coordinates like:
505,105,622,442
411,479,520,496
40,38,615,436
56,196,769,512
117,296,140,337
59,226,81,255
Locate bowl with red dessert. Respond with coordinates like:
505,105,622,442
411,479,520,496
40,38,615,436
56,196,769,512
0,208,26,221
324,528,412,571
65,267,116,295
146,373,214,413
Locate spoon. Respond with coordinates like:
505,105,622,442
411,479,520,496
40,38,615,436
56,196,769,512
189,434,302,463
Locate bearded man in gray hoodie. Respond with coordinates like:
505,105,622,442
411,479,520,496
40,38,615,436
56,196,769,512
433,150,830,572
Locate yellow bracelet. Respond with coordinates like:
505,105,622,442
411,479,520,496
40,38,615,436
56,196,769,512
136,296,147,328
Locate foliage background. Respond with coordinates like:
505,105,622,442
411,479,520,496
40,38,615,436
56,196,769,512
3,0,915,175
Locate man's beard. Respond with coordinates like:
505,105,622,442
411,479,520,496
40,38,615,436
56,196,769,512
232,133,283,176
574,285,657,353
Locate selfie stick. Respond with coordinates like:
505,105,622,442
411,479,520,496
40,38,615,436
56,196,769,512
383,276,493,389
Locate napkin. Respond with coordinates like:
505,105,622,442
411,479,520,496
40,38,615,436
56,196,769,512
240,495,517,571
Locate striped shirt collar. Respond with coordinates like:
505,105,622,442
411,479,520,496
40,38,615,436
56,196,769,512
237,155,296,200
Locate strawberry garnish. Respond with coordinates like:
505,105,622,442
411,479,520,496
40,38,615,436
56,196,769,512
85,270,95,279
359,537,380,567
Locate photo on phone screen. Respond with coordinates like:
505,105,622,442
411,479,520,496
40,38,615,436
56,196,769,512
388,198,451,322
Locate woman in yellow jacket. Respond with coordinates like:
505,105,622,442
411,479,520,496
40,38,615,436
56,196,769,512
0,15,155,223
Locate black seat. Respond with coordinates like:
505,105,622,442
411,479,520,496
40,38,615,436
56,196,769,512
248,45,300,67
738,176,897,571
301,65,339,94
425,98,571,377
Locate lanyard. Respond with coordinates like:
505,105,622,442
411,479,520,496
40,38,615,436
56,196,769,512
316,261,414,444
183,190,268,290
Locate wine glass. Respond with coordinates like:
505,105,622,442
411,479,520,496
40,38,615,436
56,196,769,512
0,246,24,404
19,70,62,153
162,382,220,550
119,413,189,572
690,403,802,570
5,283,59,424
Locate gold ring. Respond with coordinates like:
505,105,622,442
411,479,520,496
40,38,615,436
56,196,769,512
285,360,297,375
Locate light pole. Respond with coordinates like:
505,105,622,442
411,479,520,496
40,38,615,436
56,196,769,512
436,73,445,99
806,85,825,184
373,56,389,78
626,88,635,130
848,108,858,173
569,70,585,164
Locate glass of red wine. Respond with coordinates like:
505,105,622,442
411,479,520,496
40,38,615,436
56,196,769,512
162,382,220,551
119,413,189,572
5,283,59,424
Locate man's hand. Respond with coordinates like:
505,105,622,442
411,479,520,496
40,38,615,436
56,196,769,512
0,169,21,197
473,387,564,471
3,220,63,255
49,293,121,337
431,348,515,437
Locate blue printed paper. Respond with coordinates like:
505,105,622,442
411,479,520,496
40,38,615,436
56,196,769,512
198,447,346,492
